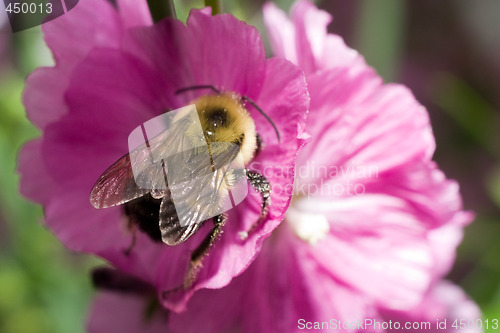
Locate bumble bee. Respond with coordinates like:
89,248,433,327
89,85,276,289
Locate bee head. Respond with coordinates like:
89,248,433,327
176,85,280,164
194,94,257,164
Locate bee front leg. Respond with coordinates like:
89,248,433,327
239,170,271,240
183,213,227,289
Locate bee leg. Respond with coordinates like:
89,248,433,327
239,170,271,240
183,213,227,289
123,220,138,256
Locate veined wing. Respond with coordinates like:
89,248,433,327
159,142,245,245
90,108,202,209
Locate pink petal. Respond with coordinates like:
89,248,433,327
297,68,435,191
290,0,331,74
309,208,434,310
428,211,473,280
380,281,482,333
87,291,167,333
262,2,298,64
42,0,122,66
122,10,266,100
24,0,151,130
167,278,245,333
254,58,309,145
363,163,471,229
18,139,59,205
170,225,371,333
293,163,471,310
263,0,365,75
23,68,71,130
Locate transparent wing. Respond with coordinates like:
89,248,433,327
90,153,149,209
90,109,198,209
159,142,245,245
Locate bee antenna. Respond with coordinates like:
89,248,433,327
175,86,281,142
241,96,281,143
175,85,221,95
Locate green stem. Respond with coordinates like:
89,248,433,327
204,0,221,15
147,0,177,22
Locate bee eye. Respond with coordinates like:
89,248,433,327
208,109,227,128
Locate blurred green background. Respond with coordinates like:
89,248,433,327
0,0,499,332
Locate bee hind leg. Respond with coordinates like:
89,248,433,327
123,220,138,256
239,170,271,241
183,213,227,289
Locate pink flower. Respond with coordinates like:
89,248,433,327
18,0,308,311
22,0,480,330
262,0,474,312
84,1,480,332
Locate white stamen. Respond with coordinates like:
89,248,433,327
286,205,330,246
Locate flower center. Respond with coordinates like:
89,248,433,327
285,198,330,246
